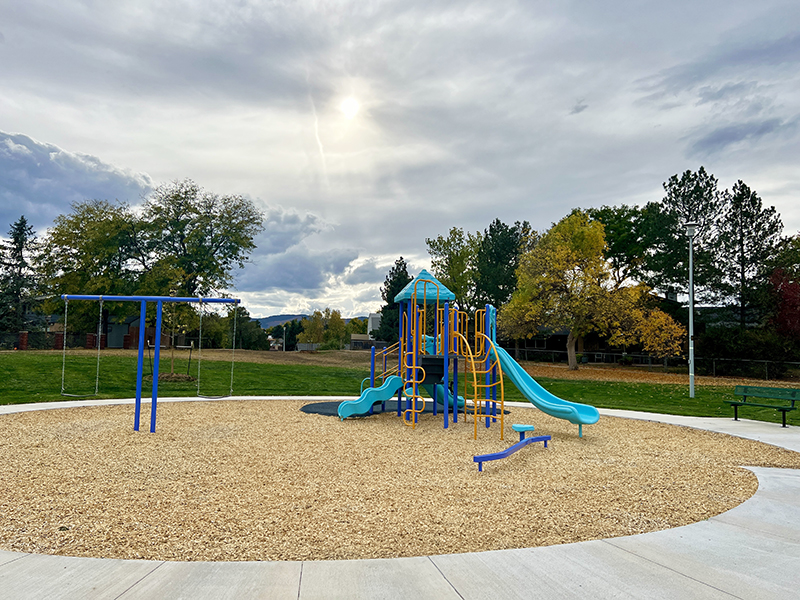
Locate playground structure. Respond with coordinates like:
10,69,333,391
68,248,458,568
339,270,507,439
337,270,601,440
60,294,240,432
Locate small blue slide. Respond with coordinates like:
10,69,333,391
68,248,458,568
338,375,405,420
492,346,599,429
421,383,465,409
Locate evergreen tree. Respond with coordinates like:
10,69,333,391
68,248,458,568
586,205,646,288
0,216,39,332
473,219,532,309
640,167,725,301
715,180,783,326
372,257,412,343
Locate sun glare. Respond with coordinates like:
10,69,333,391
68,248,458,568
340,97,360,119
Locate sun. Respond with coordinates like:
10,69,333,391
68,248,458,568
340,97,360,119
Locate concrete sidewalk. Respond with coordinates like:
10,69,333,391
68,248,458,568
0,400,798,599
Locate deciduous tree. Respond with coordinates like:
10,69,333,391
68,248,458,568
142,179,264,296
500,212,683,369
425,227,481,311
500,212,610,369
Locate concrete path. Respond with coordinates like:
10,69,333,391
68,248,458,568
0,399,798,599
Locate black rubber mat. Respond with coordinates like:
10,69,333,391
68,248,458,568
300,400,509,417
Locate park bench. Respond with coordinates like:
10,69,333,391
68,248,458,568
724,386,798,427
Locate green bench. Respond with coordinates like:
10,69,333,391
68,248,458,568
724,386,798,427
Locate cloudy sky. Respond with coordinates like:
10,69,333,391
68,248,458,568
2,1,799,317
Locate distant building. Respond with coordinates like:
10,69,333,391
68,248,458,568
367,313,381,339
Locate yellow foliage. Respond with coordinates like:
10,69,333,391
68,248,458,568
635,308,686,358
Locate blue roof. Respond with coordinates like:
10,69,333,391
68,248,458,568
394,269,456,303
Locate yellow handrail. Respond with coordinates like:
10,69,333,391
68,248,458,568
455,331,505,440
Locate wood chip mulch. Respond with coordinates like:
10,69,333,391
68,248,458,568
1,399,798,562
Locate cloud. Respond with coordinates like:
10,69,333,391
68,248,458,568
687,117,793,156
255,206,327,255
343,259,386,286
570,100,588,115
641,33,800,100
696,81,759,105
0,131,153,231
235,245,358,293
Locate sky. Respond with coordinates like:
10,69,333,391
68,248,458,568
1,0,799,318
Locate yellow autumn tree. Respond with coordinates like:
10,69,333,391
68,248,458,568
500,211,685,369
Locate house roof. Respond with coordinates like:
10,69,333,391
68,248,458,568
394,269,456,304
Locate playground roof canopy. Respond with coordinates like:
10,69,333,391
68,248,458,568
394,269,456,304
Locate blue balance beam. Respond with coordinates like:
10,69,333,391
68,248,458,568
473,424,551,472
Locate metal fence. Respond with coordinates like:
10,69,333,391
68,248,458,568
501,346,800,381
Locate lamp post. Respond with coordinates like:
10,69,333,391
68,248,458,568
283,324,286,352
685,222,698,398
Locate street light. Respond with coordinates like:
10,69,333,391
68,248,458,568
685,222,698,398
283,324,286,352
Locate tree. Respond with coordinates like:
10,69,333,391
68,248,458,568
346,317,368,335
323,308,347,349
41,181,264,332
770,269,800,342
298,310,325,344
372,257,412,343
715,181,783,327
270,319,303,351
425,227,481,311
0,216,40,332
500,212,610,369
500,211,683,369
635,309,686,359
586,205,646,288
474,219,533,309
228,305,270,350
141,179,264,296
640,167,724,301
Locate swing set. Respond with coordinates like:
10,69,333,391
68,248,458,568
60,294,240,432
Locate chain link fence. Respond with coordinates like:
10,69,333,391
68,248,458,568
500,346,800,382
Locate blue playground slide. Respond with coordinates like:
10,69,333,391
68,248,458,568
338,375,405,420
421,383,465,409
492,346,599,427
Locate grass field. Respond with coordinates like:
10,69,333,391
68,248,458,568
1,350,797,427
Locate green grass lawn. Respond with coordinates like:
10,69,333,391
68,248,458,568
1,351,797,427
0,352,369,404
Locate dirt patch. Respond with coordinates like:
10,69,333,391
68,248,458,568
0,399,798,562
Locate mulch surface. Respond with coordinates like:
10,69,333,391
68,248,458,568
1,398,798,562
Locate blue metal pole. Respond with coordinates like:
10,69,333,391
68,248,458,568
397,301,404,416
150,300,163,433
370,345,376,415
62,294,237,304
443,302,449,429
134,300,147,431
370,345,376,388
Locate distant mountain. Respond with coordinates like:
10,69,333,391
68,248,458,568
252,314,370,329
253,314,308,329
346,316,369,323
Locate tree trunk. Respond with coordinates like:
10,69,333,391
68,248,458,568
567,330,578,370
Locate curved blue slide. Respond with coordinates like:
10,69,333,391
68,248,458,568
338,375,405,420
492,346,599,427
